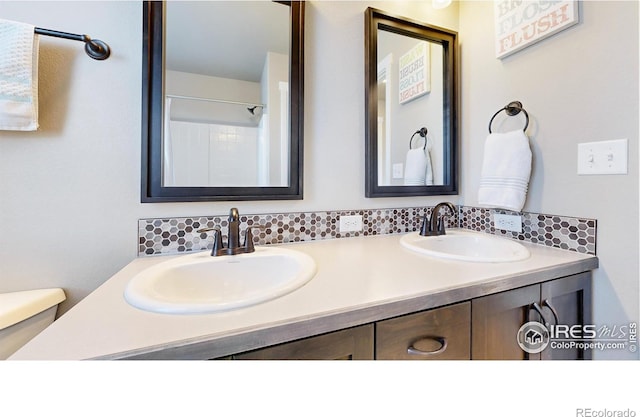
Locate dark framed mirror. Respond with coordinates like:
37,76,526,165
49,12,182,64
141,1,304,202
365,8,458,198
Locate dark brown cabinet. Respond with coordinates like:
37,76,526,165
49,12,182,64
540,273,593,360
233,324,374,360
376,302,470,360
471,272,592,360
218,273,591,361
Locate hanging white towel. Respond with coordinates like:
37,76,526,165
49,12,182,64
478,129,532,211
404,134,434,186
404,147,434,186
425,136,434,186
0,19,39,131
403,148,426,185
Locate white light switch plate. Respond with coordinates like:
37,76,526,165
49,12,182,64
339,215,363,233
392,163,404,179
494,213,522,232
577,139,628,175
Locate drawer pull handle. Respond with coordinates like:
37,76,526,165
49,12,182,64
542,299,559,326
530,302,551,329
407,336,448,356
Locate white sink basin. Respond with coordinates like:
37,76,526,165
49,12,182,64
124,246,316,314
400,229,530,262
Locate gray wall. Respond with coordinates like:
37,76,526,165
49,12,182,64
0,0,459,315
1,1,143,315
459,1,639,359
0,1,637,359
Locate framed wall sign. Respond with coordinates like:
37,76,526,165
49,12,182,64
494,0,580,59
399,41,430,104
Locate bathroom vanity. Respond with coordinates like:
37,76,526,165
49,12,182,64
9,233,597,360
231,272,590,360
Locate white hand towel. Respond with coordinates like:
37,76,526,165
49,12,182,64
478,129,532,211
0,19,39,131
404,148,427,185
425,138,434,186
404,138,434,186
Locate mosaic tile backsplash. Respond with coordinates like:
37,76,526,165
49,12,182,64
138,206,596,257
459,207,596,254
139,207,456,256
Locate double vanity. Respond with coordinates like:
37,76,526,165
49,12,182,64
10,218,597,360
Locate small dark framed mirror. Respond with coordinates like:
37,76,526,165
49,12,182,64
365,8,458,197
141,1,304,202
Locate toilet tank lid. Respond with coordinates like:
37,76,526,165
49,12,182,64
0,289,66,331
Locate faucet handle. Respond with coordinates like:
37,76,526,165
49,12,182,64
196,227,224,256
418,215,431,236
434,202,456,235
196,227,218,233
243,226,265,253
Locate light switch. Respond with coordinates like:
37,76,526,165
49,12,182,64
392,163,404,179
577,139,628,175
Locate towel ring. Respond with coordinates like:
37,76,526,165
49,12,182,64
409,127,429,150
488,101,529,133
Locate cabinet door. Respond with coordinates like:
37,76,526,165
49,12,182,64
233,324,374,360
472,285,540,360
540,272,592,360
376,302,471,360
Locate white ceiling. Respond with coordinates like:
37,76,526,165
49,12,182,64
165,1,290,82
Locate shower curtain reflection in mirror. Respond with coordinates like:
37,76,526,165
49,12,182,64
162,81,290,188
161,1,291,189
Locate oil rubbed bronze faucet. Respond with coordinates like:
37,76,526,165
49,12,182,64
419,202,457,237
196,208,259,256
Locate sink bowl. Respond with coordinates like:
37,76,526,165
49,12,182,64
400,229,530,262
124,246,316,314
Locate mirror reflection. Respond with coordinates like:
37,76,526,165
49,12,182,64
365,8,458,198
141,1,304,202
164,1,290,188
377,31,444,186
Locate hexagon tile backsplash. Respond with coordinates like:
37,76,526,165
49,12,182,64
459,206,596,254
138,206,596,257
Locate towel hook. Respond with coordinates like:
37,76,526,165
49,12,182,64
409,127,429,150
488,101,529,133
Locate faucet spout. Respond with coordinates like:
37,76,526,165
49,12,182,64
228,207,239,222
429,202,456,234
227,208,241,250
420,202,457,237
196,207,264,256
197,208,258,256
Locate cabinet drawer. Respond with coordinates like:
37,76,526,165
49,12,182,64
233,324,374,360
376,302,470,360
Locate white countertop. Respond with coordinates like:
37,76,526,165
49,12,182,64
10,231,598,360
